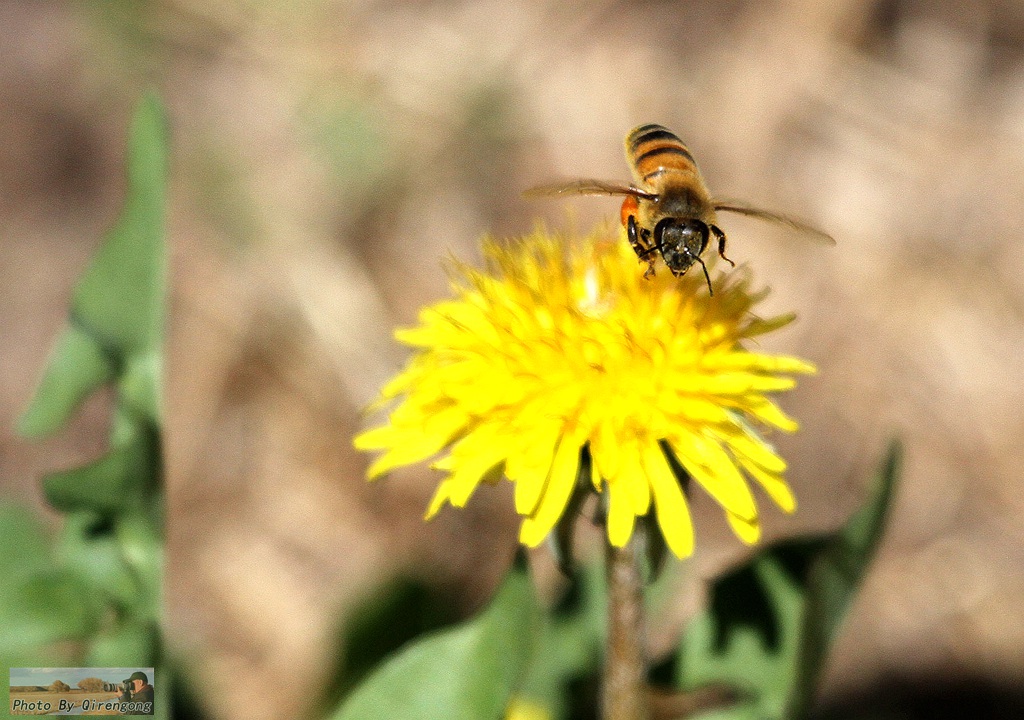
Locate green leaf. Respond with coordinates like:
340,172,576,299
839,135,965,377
42,445,140,513
788,441,902,718
19,93,167,438
677,538,825,720
329,562,541,720
320,577,464,711
115,510,164,620
676,441,902,720
85,619,159,667
0,504,50,578
0,505,105,655
0,568,104,653
73,92,167,360
515,561,606,719
15,324,116,438
56,512,140,608
40,409,158,514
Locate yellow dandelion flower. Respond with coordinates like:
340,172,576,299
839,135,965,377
505,697,553,720
355,226,815,557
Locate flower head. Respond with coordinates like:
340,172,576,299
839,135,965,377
355,226,815,557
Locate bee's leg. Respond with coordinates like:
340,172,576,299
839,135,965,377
636,245,659,278
629,217,659,279
710,225,735,267
639,226,653,249
627,215,642,256
695,256,714,296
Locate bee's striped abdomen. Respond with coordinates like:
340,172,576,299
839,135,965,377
625,124,697,185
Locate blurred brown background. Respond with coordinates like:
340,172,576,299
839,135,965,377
2,1,1023,718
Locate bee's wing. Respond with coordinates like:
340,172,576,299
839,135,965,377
524,179,658,199
713,200,836,245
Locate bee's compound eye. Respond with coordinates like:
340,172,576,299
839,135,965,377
660,221,707,253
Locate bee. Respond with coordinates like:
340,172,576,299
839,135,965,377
526,123,834,293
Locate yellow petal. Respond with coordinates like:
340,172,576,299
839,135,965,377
722,428,787,474
509,425,561,516
364,405,471,479
606,477,636,548
672,433,757,522
744,312,797,337
519,432,584,547
747,400,800,432
430,453,456,472
726,510,760,544
688,373,797,396
445,462,496,507
425,479,452,519
590,421,621,487
353,425,396,451
378,368,420,400
426,425,510,514
613,440,651,516
642,443,694,558
711,353,816,375
656,395,732,425
737,456,796,513
444,421,512,468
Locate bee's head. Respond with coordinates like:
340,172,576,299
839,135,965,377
653,217,709,274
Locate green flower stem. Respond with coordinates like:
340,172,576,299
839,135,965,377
602,537,649,720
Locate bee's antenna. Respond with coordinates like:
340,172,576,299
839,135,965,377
696,256,713,296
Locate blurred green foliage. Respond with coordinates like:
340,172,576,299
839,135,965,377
19,92,167,437
0,505,102,661
329,558,542,720
514,561,606,720
677,442,901,720
323,577,466,705
3,94,168,716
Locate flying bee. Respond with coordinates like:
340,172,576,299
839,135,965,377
526,123,834,293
